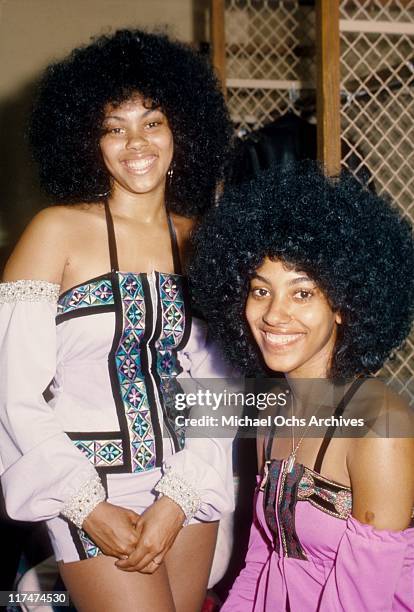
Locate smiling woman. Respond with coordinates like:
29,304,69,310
99,98,174,197
0,29,234,612
246,260,341,378
190,161,414,611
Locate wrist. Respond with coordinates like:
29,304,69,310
154,469,202,525
61,475,106,529
156,495,186,525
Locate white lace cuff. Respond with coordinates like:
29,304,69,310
0,280,60,303
61,475,106,529
155,469,202,524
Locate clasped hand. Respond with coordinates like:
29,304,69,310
116,496,185,573
82,497,185,573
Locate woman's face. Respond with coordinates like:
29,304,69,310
100,95,174,197
245,258,341,378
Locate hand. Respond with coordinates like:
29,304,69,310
115,496,185,573
82,501,140,558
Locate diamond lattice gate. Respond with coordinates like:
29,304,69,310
340,1,414,401
224,0,316,132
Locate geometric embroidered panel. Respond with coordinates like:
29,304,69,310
73,439,124,468
79,529,101,558
157,273,187,448
116,273,156,473
58,278,114,314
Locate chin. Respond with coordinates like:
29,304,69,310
261,352,302,375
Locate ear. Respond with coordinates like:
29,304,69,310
335,312,342,325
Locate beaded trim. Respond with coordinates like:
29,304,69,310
61,475,106,529
297,470,352,519
0,280,60,303
155,469,202,524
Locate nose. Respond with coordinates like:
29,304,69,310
262,295,292,326
125,130,148,150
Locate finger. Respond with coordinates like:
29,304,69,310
134,551,164,572
138,559,163,574
116,550,156,572
115,533,154,568
139,555,164,574
115,544,147,570
126,510,140,524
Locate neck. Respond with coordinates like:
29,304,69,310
107,183,167,224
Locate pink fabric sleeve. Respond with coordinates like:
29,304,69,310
155,317,236,522
0,296,101,522
222,503,272,611
318,514,414,611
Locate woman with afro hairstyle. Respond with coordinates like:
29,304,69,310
189,162,414,610
0,29,235,611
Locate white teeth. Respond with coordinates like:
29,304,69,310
265,332,303,346
124,158,155,171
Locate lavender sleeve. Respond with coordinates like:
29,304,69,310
318,515,414,611
0,282,105,525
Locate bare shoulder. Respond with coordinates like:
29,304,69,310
346,378,411,430
3,204,99,284
347,381,414,529
348,379,414,465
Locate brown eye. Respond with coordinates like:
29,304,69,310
293,290,313,301
250,287,270,298
146,120,162,129
103,126,125,135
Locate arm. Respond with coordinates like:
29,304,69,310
318,422,414,610
0,208,103,522
0,210,138,556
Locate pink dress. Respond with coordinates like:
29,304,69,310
223,381,414,611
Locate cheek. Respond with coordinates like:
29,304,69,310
152,129,173,151
99,139,117,165
245,298,263,333
300,303,336,336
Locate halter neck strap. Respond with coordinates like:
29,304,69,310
104,202,182,274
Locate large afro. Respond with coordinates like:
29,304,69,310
28,29,232,216
189,162,414,378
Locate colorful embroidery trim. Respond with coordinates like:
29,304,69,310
297,469,352,519
58,278,114,314
58,271,187,474
72,439,125,468
115,273,155,472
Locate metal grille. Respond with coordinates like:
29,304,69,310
340,0,414,22
340,4,414,400
225,0,315,132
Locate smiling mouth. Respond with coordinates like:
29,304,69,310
122,156,157,174
262,331,305,349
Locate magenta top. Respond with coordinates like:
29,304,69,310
223,381,414,611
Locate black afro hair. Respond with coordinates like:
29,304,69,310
28,28,232,216
189,162,414,378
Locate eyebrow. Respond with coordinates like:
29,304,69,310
104,108,161,122
251,273,314,286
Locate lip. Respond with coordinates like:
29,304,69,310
121,155,157,175
260,330,306,351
